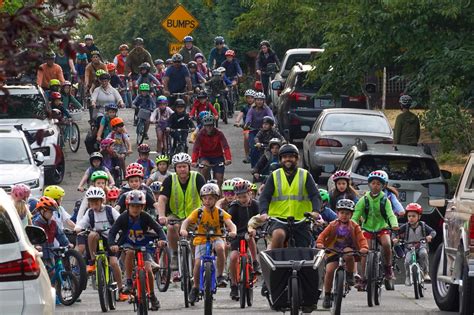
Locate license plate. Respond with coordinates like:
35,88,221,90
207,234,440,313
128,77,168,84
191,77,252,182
399,191,406,202
314,98,335,108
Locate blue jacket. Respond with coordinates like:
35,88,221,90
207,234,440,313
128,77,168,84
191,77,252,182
320,206,337,222
133,94,156,111
384,189,404,215
221,59,242,79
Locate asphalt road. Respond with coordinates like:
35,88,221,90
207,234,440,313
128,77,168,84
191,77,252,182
56,108,451,314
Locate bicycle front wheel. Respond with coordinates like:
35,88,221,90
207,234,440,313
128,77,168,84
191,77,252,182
290,277,299,315
413,265,420,299
204,261,213,315
56,271,80,306
68,122,81,152
155,246,171,292
366,252,375,307
63,249,87,292
136,120,145,145
138,269,148,315
239,256,247,308
332,269,345,315
97,259,108,312
374,252,382,305
181,246,192,307
107,266,117,310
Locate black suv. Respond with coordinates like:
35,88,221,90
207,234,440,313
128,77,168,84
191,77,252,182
271,63,366,141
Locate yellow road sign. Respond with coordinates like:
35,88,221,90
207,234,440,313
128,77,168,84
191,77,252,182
161,5,199,41
169,42,182,56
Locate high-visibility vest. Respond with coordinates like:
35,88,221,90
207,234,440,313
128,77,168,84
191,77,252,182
268,168,311,220
169,171,201,219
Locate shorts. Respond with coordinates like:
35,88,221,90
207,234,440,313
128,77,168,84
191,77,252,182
363,229,391,240
194,239,225,259
230,238,241,252
122,243,154,262
77,234,87,245
199,156,225,174
268,220,313,248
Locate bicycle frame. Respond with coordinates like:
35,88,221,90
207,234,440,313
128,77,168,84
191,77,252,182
199,237,217,295
238,235,255,289
96,237,111,286
134,247,151,303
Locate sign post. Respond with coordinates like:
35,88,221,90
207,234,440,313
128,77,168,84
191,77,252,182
161,5,200,42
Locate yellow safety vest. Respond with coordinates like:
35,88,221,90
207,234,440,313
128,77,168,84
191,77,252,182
268,168,311,220
169,171,201,219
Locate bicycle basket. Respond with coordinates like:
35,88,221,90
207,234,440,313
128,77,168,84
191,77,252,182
69,110,83,122
137,108,152,121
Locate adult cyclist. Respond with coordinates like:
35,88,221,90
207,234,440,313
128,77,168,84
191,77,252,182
208,36,229,69
178,36,205,64
162,53,193,107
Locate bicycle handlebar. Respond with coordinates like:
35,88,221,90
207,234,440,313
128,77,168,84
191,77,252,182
198,162,225,168
268,212,316,225
321,247,367,257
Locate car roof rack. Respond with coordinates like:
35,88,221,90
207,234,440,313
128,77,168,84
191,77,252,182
354,138,368,152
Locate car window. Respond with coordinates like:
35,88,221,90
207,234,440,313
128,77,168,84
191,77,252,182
463,165,474,192
295,72,321,92
0,208,19,244
0,91,47,120
0,138,31,165
321,113,391,134
354,155,441,180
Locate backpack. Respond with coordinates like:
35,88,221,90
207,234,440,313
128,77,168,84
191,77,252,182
196,207,225,232
70,199,82,223
88,205,115,230
363,195,391,228
404,222,427,241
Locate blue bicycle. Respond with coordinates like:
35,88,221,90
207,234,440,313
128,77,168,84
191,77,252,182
48,247,81,306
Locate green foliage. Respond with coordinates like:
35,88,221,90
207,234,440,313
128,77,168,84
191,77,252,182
436,152,468,165
0,0,25,14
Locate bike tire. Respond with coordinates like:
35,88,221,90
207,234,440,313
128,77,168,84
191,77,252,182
290,276,299,315
332,269,345,315
69,122,81,152
374,252,382,306
97,259,108,312
63,249,87,292
138,269,148,315
366,252,375,307
239,256,247,308
247,285,253,307
181,246,191,308
413,265,420,299
56,271,80,306
156,246,171,292
222,99,228,124
136,120,145,145
204,261,213,315
107,266,117,310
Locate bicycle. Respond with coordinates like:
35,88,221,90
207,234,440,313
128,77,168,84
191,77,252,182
78,230,117,312
48,247,82,306
153,242,172,293
400,239,427,299
63,229,88,292
170,92,189,109
235,233,257,308
364,231,386,307
169,128,190,156
57,115,81,153
197,161,225,184
136,108,152,145
209,91,228,125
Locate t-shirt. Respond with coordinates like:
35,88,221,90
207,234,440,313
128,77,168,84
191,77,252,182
137,158,155,179
148,170,173,183
165,64,190,93
187,207,231,245
107,131,129,154
334,223,354,251
53,206,71,230
91,85,123,107
227,199,259,234
76,206,120,236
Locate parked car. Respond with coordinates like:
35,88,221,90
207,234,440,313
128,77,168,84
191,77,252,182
328,142,452,249
269,48,324,107
0,125,45,198
302,108,393,177
0,188,55,314
429,151,474,315
0,84,65,184
271,64,366,141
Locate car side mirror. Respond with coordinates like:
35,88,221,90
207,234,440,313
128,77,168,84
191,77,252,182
271,80,283,91
34,151,44,166
428,183,447,208
25,225,47,245
441,169,452,179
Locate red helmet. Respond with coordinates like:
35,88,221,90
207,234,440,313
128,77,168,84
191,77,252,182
254,80,263,91
225,50,235,57
107,187,120,200
137,143,150,154
125,168,144,179
127,162,144,172
331,170,351,182
106,63,116,71
50,92,62,100
405,203,423,215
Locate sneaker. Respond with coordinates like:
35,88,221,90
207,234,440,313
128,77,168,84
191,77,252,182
123,279,133,294
230,285,239,300
189,287,199,303
149,294,160,311
346,272,355,286
253,260,262,275
322,294,332,309
424,273,431,282
242,158,250,164
384,265,395,280
172,271,181,282
217,275,228,288
118,289,129,302
261,281,268,296
150,260,160,273
171,255,178,270
86,264,95,273
405,277,411,286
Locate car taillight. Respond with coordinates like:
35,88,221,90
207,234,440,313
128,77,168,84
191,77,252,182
0,251,40,282
375,139,394,144
315,138,342,147
349,95,366,102
469,214,474,245
290,117,300,125
289,92,308,101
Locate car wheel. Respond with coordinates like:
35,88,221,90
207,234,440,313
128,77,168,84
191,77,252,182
459,260,474,314
431,244,459,312
46,159,65,185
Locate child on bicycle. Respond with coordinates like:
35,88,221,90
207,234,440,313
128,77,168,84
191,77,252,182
252,137,281,181
77,152,115,191
74,187,128,301
216,179,236,211
194,53,208,79
352,170,399,287
316,199,368,309
107,187,120,207
50,91,71,120
96,103,118,142
133,83,156,140
167,99,195,150
227,180,261,300
100,138,122,183
60,81,82,111
109,190,167,311
329,170,359,211
149,181,162,202
150,95,174,154
44,185,76,233
254,116,284,148
153,59,166,85
180,183,237,303
189,91,219,121
235,89,256,163
146,155,172,185
107,117,132,173
392,203,436,284
10,184,32,228
136,143,155,180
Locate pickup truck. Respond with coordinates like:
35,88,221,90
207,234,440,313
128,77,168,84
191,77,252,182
429,151,474,314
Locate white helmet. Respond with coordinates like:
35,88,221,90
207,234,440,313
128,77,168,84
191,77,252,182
172,152,192,166
200,183,220,197
254,92,266,99
84,34,94,40
85,187,106,200
244,89,255,97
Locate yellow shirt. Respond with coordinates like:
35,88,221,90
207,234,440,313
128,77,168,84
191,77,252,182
187,206,231,245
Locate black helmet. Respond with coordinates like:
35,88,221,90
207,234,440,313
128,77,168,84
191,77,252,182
260,40,271,48
154,59,164,65
214,36,225,45
262,116,274,126
279,144,299,159
187,61,197,69
139,62,151,70
172,53,183,63
175,99,186,107
197,91,208,98
399,95,412,108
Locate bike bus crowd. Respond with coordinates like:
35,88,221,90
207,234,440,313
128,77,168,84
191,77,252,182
17,33,433,313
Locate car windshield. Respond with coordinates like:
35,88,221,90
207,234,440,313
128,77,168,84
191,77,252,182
0,90,47,120
0,138,31,165
0,209,18,245
321,113,391,134
355,155,441,181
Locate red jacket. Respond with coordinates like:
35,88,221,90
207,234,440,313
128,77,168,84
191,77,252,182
115,54,126,75
189,100,219,119
192,128,231,162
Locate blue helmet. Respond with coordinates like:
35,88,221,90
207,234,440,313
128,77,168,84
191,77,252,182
368,170,387,185
183,36,193,42
150,181,162,193
105,103,118,111
199,111,211,120
157,95,168,104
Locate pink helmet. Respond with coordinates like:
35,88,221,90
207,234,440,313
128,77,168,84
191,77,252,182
11,184,31,201
331,170,351,182
100,138,115,150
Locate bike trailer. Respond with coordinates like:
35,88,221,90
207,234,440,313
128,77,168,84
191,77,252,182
259,248,324,310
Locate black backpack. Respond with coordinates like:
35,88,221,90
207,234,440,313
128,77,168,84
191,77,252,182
88,205,115,229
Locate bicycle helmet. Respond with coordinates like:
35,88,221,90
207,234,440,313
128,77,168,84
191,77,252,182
331,170,351,182
149,181,162,193
105,103,118,112
319,189,330,203
119,44,129,51
36,196,58,211
89,152,103,165
336,199,355,211
100,138,115,150
233,180,250,194
378,170,389,185
134,37,144,45
367,170,387,185
125,167,144,179
127,162,144,173
154,59,164,65
90,50,100,57
175,99,186,107
110,117,124,127
84,34,94,40
137,143,151,154
49,79,60,87
260,40,271,48
262,116,274,126
254,92,266,100
107,187,120,200
214,36,225,45
62,80,72,86
217,66,226,73
172,152,192,166
279,144,299,158
126,190,146,205
197,91,208,98
155,155,170,165
106,63,116,71
221,179,235,192
250,183,258,192
11,184,31,201
187,61,197,69
138,83,150,92
194,53,204,60
44,185,65,200
244,89,255,97
45,51,56,59
200,183,220,197
90,170,109,182
405,202,423,215
50,92,62,100
139,62,151,70
183,36,194,42
202,115,215,126
399,94,412,108
199,111,211,120
212,69,221,76
171,53,183,63
269,138,282,148
225,50,235,57
157,95,168,104
99,73,111,81
95,69,107,77
85,187,106,200
165,58,172,65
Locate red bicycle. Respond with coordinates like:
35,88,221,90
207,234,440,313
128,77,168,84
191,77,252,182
236,233,257,308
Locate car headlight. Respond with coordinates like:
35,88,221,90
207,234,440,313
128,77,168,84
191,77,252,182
19,179,40,189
